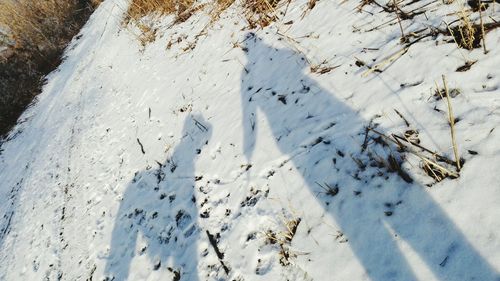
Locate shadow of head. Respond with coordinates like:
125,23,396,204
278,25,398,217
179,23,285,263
241,32,308,69
180,114,212,151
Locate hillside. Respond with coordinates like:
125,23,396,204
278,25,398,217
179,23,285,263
0,0,499,280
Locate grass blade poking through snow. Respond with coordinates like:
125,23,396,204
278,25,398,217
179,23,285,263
441,75,461,171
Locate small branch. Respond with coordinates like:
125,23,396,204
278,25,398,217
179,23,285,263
394,109,410,127
137,138,145,154
193,118,208,132
206,231,230,275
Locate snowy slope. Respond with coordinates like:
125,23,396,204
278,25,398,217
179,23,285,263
0,0,499,280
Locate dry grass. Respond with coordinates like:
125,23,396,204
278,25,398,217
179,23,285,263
125,0,285,48
0,0,94,138
137,23,159,46
126,0,284,27
0,0,83,54
263,215,302,266
126,0,196,22
210,0,236,21
456,8,476,50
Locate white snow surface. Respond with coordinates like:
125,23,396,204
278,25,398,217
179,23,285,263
0,0,499,280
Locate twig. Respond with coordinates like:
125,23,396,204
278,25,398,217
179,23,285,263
442,75,461,171
137,138,145,154
394,109,410,127
193,118,208,132
206,231,230,274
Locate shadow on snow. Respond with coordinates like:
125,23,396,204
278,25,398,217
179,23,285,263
240,33,499,281
105,115,211,281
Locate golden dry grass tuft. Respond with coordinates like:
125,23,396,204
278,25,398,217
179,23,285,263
137,22,158,46
126,0,285,28
264,216,301,266
126,0,196,22
456,8,476,50
209,0,236,22
125,0,286,48
244,0,282,28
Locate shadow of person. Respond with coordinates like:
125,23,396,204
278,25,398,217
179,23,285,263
104,114,211,281
240,33,499,281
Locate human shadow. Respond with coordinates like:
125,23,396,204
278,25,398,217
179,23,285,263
105,115,211,281
241,33,499,281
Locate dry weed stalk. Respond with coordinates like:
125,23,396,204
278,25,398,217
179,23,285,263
262,214,301,266
456,7,476,49
444,21,470,61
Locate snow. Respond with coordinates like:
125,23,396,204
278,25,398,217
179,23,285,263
0,0,499,280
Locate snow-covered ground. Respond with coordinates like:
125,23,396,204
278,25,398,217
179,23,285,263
0,0,499,280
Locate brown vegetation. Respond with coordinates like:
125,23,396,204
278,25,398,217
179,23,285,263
0,0,96,138
126,0,196,22
126,0,285,27
0,0,84,55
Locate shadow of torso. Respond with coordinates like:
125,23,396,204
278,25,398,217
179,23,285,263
105,115,211,281
241,34,499,281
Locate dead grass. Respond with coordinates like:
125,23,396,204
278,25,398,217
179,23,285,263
0,0,94,138
126,0,196,22
0,0,83,54
137,22,159,46
126,0,284,28
263,215,301,266
456,7,476,50
244,0,283,28
125,0,286,48
210,0,236,22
